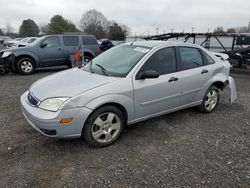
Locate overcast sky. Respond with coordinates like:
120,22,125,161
0,0,249,35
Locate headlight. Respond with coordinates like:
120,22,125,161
39,97,69,112
2,51,12,58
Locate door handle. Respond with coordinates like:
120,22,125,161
58,47,62,51
168,77,178,82
201,69,208,74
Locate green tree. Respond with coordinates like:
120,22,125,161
80,9,109,39
108,22,128,40
48,15,79,34
19,19,40,37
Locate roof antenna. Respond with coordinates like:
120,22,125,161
130,36,137,45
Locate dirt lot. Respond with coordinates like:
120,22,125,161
0,69,250,187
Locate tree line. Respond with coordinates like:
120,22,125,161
213,25,250,34
0,9,129,40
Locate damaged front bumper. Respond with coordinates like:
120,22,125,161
228,76,237,104
0,54,15,72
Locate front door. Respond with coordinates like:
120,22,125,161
133,47,182,120
38,36,66,66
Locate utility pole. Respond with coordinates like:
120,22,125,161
156,28,159,35
192,27,195,33
170,28,174,33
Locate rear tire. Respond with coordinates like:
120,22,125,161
83,106,125,147
17,57,35,75
198,86,220,113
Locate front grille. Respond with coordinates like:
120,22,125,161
28,93,39,106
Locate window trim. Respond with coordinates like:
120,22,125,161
135,46,178,79
201,50,215,65
41,36,60,48
176,46,205,71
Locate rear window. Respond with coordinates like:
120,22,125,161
82,36,97,45
203,52,215,65
63,36,79,46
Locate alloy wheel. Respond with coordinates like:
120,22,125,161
205,90,218,111
92,112,121,143
20,61,33,73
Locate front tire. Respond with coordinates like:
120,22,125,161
17,57,35,75
198,86,220,113
83,106,125,147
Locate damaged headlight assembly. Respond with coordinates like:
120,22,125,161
39,97,69,112
2,51,12,58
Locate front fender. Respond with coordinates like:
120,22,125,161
13,50,39,65
86,94,134,122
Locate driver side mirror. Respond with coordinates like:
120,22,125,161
40,42,47,48
136,70,160,80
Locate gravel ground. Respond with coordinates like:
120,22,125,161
0,68,250,187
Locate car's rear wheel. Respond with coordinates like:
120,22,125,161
83,106,125,147
17,57,35,75
84,55,93,63
198,86,219,113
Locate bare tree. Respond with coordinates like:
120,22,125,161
80,9,109,39
226,28,236,34
213,26,224,34
40,24,49,35
239,26,248,33
6,23,14,35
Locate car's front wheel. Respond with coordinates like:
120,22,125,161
17,57,35,75
83,106,125,147
198,86,220,113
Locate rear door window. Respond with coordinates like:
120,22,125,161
82,36,98,45
63,36,79,46
179,47,203,70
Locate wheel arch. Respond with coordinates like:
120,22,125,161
87,102,128,124
14,54,38,68
83,51,94,58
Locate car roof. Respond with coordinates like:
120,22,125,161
125,40,201,49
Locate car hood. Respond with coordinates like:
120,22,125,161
29,68,120,101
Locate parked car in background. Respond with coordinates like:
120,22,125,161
99,39,114,51
4,38,22,48
0,34,100,74
20,41,237,147
0,36,11,44
12,37,39,48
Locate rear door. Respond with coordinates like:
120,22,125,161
38,36,66,66
177,46,212,106
133,47,182,119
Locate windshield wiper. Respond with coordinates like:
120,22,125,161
95,64,109,76
89,60,94,73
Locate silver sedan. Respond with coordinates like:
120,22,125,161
21,41,237,147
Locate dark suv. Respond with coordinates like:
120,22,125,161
0,34,100,74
